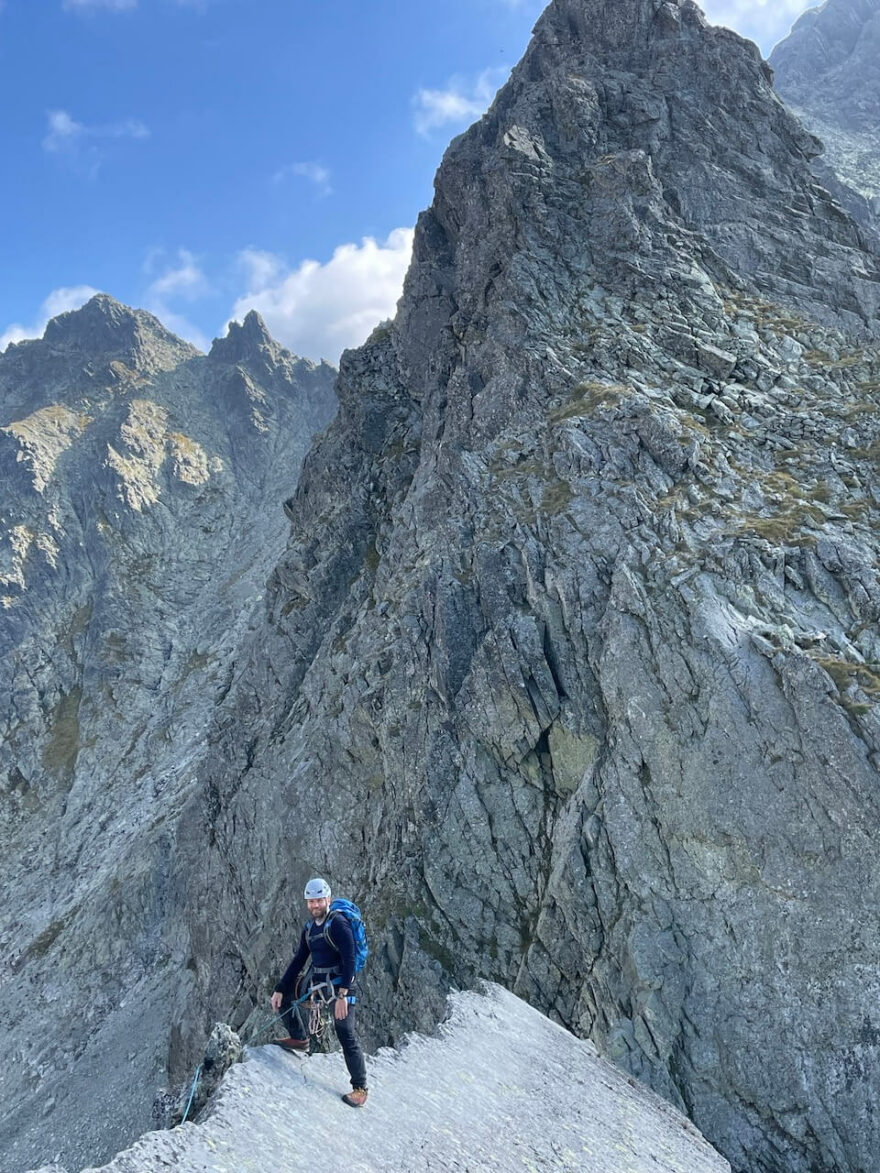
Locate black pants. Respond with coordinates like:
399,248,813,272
279,990,367,1090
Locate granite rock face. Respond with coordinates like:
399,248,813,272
160,3,880,1173
0,296,336,1173
771,0,880,207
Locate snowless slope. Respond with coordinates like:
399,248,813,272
68,987,728,1173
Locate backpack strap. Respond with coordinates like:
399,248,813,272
321,909,340,952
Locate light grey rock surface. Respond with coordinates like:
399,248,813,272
0,296,336,1173
770,0,880,206
74,986,729,1173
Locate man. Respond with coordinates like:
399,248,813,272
270,877,368,1107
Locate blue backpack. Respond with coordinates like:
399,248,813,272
319,899,369,974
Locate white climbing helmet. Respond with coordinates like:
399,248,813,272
304,877,331,900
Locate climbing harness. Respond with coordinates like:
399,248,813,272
175,977,345,1127
305,978,342,1048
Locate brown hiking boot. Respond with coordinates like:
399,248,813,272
342,1087,368,1108
274,1037,309,1052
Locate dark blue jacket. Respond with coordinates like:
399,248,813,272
275,911,356,996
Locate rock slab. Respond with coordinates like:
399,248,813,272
76,986,729,1173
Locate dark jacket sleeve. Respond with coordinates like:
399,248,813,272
275,927,310,997
326,913,356,988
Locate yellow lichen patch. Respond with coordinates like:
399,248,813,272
167,432,210,486
106,444,162,511
34,531,60,569
119,398,169,457
106,399,168,510
2,404,91,492
0,524,59,595
0,525,35,591
107,402,216,507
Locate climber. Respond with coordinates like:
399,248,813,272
270,877,369,1108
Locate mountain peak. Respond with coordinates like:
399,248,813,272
394,0,879,404
41,293,198,366
209,310,277,365
535,0,699,48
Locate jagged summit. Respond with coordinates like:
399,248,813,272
535,0,715,53
208,309,276,364
41,293,198,362
0,294,200,415
394,0,879,424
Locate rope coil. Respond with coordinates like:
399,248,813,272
175,977,345,1127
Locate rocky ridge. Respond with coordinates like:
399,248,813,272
0,295,336,1173
157,3,880,1173
45,986,730,1173
770,0,880,207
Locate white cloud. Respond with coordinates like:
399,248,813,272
236,249,284,290
43,109,150,151
146,248,209,300
700,0,813,52
273,161,332,196
43,109,87,152
43,109,149,174
230,228,414,364
413,68,509,137
143,249,211,351
1,285,100,351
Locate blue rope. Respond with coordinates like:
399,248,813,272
175,978,346,1128
180,1064,203,1125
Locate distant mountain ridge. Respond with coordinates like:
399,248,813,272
0,294,336,1173
771,0,880,205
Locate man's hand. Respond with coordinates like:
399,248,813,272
334,995,349,1021
271,991,283,1013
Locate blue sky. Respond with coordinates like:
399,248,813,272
0,0,816,362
